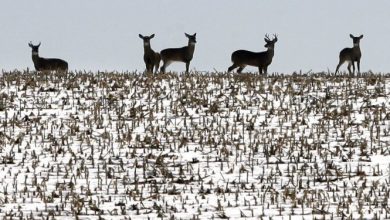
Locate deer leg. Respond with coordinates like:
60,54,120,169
185,62,190,73
154,63,160,74
357,60,360,74
160,61,171,73
154,60,160,73
264,67,268,75
335,60,344,75
258,67,263,74
147,63,154,73
155,54,161,73
352,61,355,76
228,64,238,72
237,66,245,73
347,62,352,75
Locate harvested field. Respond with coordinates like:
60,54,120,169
0,71,390,219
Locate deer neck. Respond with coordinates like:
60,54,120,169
352,44,361,59
267,48,275,58
143,43,153,54
186,41,196,55
32,52,40,62
353,43,360,51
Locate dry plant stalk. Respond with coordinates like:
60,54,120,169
0,70,388,218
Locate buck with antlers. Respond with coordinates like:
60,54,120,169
28,42,68,71
335,34,363,75
160,33,196,73
139,34,161,73
228,34,278,74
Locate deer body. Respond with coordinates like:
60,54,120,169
139,34,161,73
335,34,363,75
228,34,277,74
29,42,68,71
160,33,196,73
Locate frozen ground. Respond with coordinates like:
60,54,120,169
1,71,390,219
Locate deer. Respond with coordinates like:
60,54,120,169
160,33,196,73
228,34,278,74
28,42,68,72
335,34,363,75
139,34,161,73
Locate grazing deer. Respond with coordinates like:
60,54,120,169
139,34,161,73
160,33,196,73
335,34,363,75
228,34,278,74
28,42,68,71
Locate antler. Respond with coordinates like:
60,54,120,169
29,41,41,47
273,34,278,42
265,34,271,41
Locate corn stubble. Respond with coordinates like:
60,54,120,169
0,70,389,219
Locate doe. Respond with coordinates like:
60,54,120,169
28,42,68,72
160,33,196,73
228,34,278,74
139,34,161,73
335,34,363,75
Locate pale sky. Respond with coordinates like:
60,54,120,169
1,0,390,73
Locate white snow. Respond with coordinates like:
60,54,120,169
0,71,390,219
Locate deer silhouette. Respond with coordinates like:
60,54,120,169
28,42,68,71
228,34,278,74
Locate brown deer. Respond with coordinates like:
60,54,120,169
160,33,196,73
228,34,277,74
335,34,363,75
28,42,68,71
139,34,161,73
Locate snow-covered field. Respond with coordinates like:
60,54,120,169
1,71,390,219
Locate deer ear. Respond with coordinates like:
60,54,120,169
150,34,155,38
359,35,363,39
350,34,354,38
185,33,190,38
28,42,33,47
38,42,41,47
193,33,196,37
139,34,143,39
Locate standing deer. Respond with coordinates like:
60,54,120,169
139,34,161,73
28,42,68,71
335,34,363,75
228,34,278,74
160,33,196,73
